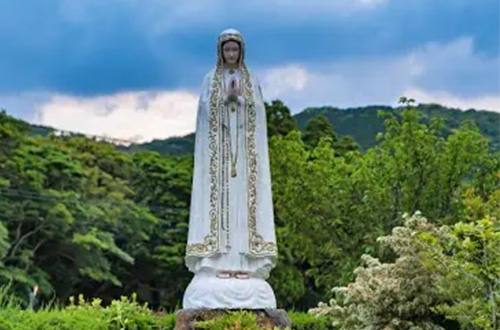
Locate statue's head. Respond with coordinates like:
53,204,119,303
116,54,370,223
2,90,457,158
222,40,240,65
217,29,245,67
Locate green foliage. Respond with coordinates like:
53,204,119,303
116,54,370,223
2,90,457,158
91,98,489,158
311,211,500,330
1,98,499,314
267,97,499,309
195,311,266,330
419,218,500,330
0,122,164,303
310,213,446,330
0,127,160,304
288,311,334,330
108,102,500,156
0,110,30,161
129,151,192,307
0,221,10,263
333,135,360,157
0,289,175,330
269,131,371,306
462,187,500,222
195,311,333,330
0,287,333,330
372,100,496,225
265,100,298,138
302,115,337,149
295,103,500,153
122,134,196,156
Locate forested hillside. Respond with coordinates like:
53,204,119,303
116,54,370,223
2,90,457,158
119,102,500,155
295,103,500,151
0,99,499,329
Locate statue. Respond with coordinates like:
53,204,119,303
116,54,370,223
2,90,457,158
183,28,278,309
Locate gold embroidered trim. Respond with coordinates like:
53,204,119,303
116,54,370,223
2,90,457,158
242,66,277,256
186,31,276,257
221,80,231,250
186,66,222,257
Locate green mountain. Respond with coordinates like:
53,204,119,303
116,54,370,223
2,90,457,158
117,133,196,155
296,103,500,151
122,103,500,155
29,124,55,136
9,103,499,155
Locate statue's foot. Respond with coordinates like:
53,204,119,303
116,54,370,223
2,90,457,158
216,271,250,279
235,271,250,280
216,271,232,279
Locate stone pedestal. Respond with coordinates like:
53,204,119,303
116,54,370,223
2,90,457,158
174,309,292,330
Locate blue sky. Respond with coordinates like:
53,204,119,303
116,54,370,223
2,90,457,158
0,0,498,142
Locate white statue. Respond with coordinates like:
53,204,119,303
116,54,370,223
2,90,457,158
183,28,278,309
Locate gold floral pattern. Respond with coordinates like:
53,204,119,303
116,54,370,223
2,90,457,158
186,31,276,258
185,66,222,257
241,67,277,256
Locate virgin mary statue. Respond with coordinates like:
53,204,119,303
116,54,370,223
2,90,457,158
183,28,278,309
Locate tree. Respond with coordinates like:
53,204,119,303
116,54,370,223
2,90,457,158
268,99,499,309
0,133,157,304
334,135,360,157
128,151,193,308
310,213,452,330
269,131,375,308
370,98,496,226
311,210,500,330
1,102,498,313
265,100,297,138
424,218,500,330
302,115,337,149
0,110,29,160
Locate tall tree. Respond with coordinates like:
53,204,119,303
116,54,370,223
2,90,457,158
265,100,297,138
128,151,193,308
302,115,337,149
334,135,360,157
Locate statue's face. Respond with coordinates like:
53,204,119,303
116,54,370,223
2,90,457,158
222,41,240,65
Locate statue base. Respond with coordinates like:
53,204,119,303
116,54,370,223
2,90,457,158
183,271,276,309
174,309,292,330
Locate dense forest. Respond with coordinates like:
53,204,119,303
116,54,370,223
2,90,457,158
0,98,498,329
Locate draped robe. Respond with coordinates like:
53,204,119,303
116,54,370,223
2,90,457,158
185,63,277,279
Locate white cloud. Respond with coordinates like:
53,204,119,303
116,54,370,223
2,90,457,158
258,37,500,113
4,37,497,143
258,58,413,112
260,65,309,97
403,88,500,112
33,90,199,143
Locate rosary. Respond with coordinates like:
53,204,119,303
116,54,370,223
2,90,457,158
224,72,241,178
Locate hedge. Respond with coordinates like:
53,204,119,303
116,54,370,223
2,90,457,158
0,291,333,330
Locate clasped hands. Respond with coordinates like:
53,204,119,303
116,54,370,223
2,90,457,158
225,79,244,106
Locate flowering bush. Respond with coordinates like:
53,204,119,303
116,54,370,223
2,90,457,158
310,212,500,330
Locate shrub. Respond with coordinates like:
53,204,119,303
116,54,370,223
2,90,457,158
0,290,175,330
310,213,448,330
310,212,500,330
289,311,335,329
